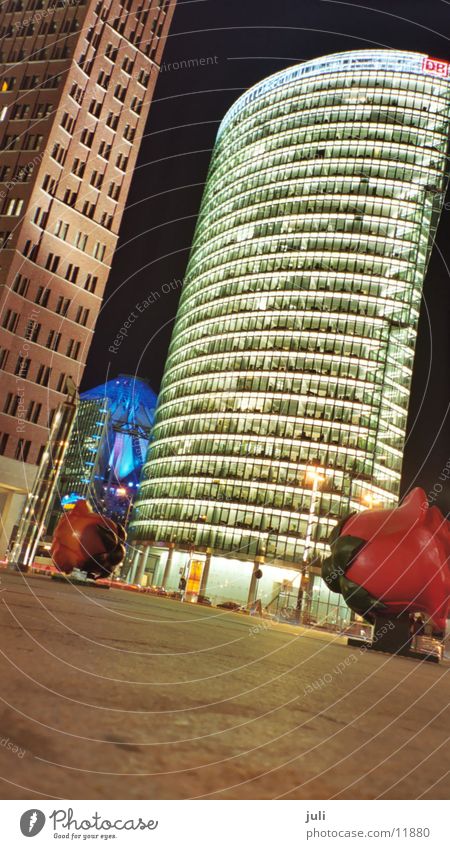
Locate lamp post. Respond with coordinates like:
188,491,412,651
295,466,326,624
247,527,277,607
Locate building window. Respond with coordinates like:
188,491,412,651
55,296,70,316
61,112,76,134
11,103,30,119
2,309,19,332
33,102,53,119
82,200,96,218
69,82,84,104
24,319,41,342
105,43,118,61
122,56,134,74
98,140,111,160
123,124,136,142
72,158,86,178
15,438,31,461
88,99,102,119
14,355,31,378
0,433,9,455
46,330,61,352
35,286,50,307
65,263,79,283
42,173,57,194
27,401,42,424
130,97,143,115
100,212,113,229
45,253,60,273
0,231,12,248
75,231,88,251
75,306,89,326
5,198,24,216
114,84,127,103
22,240,38,260
84,274,98,293
116,153,129,171
93,242,106,261
90,170,104,189
0,347,9,369
0,134,19,151
56,372,67,393
24,133,43,150
51,142,67,165
106,111,119,130
33,207,49,228
20,75,39,90
12,274,29,296
63,189,78,206
3,393,20,416
54,220,69,240
66,339,81,359
80,128,95,148
97,70,110,90
36,365,51,386
108,182,121,201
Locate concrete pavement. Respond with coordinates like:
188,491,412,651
0,572,448,799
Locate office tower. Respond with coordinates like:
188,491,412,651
45,374,156,533
0,0,175,553
129,50,450,616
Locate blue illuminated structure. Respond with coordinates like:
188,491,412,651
47,375,157,532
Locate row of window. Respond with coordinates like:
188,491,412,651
163,339,405,387
180,262,421,319
175,293,417,341
140,459,352,495
196,198,428,269
201,137,444,231
221,73,450,150
215,104,446,179
0,341,78,391
160,371,389,414
138,479,348,520
1,311,83,361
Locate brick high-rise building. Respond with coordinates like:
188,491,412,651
0,0,176,554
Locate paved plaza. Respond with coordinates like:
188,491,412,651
0,572,448,800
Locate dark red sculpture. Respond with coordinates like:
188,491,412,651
51,499,126,580
322,488,450,641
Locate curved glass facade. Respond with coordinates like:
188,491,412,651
130,50,450,587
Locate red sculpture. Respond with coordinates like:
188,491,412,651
322,487,450,637
51,499,126,579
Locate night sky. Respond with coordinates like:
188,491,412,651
82,0,450,507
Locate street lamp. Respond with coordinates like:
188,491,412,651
302,467,326,565
295,466,326,625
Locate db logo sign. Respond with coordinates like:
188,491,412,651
422,57,449,76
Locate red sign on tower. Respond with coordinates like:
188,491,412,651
422,57,450,76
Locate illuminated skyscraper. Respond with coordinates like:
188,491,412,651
129,50,450,613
